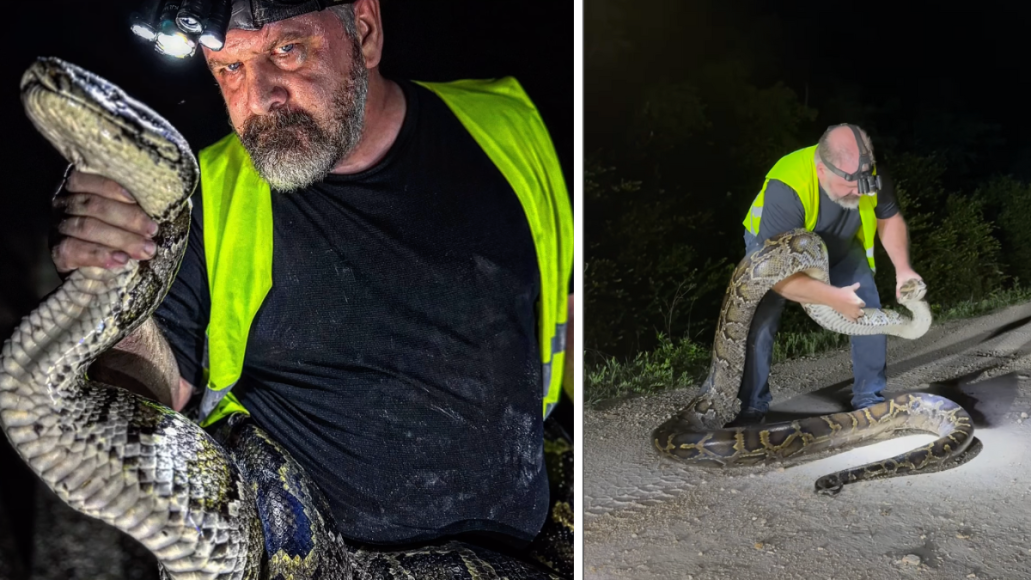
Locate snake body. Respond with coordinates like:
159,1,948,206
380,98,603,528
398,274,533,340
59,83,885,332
652,228,975,494
1,57,571,579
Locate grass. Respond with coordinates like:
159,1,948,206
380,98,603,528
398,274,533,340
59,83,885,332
584,333,710,406
933,286,1031,322
771,328,849,363
584,285,1031,407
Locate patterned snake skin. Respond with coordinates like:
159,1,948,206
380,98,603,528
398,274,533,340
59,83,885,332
652,228,976,494
0,57,572,579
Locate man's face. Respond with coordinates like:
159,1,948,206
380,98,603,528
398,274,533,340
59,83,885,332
817,161,862,210
203,10,368,191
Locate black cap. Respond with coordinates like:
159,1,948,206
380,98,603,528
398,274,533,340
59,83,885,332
228,0,356,31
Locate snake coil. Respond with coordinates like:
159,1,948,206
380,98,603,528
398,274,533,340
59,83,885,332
652,228,977,495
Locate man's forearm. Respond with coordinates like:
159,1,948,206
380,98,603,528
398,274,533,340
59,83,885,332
772,272,838,305
878,213,913,272
88,317,192,411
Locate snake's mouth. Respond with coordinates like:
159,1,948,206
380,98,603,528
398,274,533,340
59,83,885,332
21,57,138,135
21,58,90,105
20,56,199,220
21,56,192,158
20,59,54,94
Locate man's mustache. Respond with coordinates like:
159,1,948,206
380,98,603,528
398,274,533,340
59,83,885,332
242,107,318,137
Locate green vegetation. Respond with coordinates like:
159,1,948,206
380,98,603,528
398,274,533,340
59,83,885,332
584,333,710,406
586,286,1031,406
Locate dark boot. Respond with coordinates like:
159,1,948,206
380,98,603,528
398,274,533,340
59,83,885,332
726,409,766,428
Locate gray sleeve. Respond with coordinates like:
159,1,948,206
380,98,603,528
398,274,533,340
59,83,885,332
755,179,806,243
873,168,899,219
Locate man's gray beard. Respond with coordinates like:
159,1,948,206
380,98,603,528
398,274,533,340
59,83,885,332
829,193,860,210
239,54,368,192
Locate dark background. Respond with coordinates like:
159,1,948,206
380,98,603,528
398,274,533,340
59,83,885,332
585,0,1031,366
587,1,1028,179
0,1,571,577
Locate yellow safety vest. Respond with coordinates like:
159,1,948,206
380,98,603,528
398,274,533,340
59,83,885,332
742,144,879,272
194,77,573,428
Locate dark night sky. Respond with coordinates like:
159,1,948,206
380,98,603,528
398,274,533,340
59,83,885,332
0,0,571,329
586,1,1029,182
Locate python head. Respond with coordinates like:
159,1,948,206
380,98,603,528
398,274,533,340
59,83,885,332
898,278,927,304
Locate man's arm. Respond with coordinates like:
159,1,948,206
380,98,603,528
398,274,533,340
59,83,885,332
53,169,209,413
88,319,194,411
773,273,862,309
877,212,922,299
756,180,866,321
871,170,921,299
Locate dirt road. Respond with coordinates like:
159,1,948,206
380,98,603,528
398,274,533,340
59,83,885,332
584,301,1031,580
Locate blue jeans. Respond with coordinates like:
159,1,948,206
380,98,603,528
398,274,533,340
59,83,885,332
739,230,887,414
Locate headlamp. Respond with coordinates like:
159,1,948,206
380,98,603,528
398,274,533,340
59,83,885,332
819,124,882,196
130,0,355,59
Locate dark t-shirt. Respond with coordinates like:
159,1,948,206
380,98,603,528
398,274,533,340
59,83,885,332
755,171,900,265
152,78,551,547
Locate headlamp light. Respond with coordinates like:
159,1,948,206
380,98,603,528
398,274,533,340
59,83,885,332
156,19,197,58
130,0,355,59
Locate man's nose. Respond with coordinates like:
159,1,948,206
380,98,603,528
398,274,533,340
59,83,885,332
245,62,289,116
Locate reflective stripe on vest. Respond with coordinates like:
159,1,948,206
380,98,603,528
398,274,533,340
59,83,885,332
195,76,573,428
741,145,879,273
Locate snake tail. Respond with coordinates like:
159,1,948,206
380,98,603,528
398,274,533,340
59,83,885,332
813,393,974,495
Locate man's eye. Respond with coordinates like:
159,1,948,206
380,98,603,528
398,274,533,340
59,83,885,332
225,63,241,73
278,44,296,54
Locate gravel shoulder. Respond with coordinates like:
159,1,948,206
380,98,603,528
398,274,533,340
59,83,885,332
584,301,1031,580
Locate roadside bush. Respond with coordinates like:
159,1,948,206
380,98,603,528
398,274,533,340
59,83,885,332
976,176,1031,288
871,153,1005,307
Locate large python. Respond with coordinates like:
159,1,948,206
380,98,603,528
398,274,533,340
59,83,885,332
652,227,976,494
0,56,572,579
